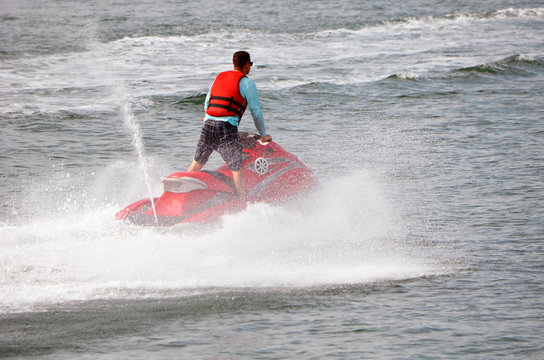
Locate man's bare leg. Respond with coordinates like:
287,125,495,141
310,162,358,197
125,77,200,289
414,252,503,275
188,160,245,200
231,170,246,201
187,160,204,172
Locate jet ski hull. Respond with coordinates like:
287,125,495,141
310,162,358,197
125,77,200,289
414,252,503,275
116,133,317,226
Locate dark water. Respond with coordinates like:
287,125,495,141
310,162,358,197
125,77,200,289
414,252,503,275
1,0,543,358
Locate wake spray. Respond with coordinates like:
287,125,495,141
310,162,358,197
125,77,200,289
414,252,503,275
120,89,158,225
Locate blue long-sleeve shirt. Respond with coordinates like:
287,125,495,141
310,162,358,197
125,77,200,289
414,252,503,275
203,75,267,136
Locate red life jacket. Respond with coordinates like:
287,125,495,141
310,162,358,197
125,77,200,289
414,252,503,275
206,71,248,120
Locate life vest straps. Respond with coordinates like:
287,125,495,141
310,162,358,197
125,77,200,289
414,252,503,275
205,71,247,120
207,95,246,118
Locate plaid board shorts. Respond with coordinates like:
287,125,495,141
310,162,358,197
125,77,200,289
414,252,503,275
194,120,243,171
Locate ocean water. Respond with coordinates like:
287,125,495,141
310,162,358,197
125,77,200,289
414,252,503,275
1,0,543,358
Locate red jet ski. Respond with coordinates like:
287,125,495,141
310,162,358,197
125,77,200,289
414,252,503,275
116,133,317,226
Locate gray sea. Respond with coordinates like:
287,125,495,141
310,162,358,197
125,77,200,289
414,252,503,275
1,0,543,358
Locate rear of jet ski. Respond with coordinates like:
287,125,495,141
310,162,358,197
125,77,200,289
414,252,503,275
115,172,239,226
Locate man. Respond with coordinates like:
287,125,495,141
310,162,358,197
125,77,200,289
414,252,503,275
187,51,272,201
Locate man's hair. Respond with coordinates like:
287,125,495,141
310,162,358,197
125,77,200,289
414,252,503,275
233,51,251,68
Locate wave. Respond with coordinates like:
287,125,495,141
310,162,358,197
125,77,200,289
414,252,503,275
173,93,207,107
388,7,544,27
368,54,542,101
484,7,544,19
385,73,420,82
454,54,544,76
146,93,207,113
163,52,543,98
2,5,541,116
25,6,538,59
311,7,544,38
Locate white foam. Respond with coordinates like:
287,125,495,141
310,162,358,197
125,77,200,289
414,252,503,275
0,169,444,313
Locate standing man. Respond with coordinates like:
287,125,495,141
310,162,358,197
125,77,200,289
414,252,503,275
187,51,272,201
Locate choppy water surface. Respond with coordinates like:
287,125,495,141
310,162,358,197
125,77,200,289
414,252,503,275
1,0,543,358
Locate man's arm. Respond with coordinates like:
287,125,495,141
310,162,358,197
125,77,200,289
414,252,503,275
239,77,266,136
204,87,211,112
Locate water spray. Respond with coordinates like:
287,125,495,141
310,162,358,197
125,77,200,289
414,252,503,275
120,90,158,225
